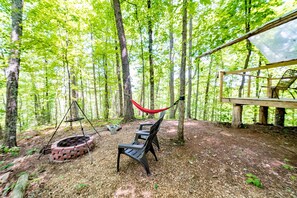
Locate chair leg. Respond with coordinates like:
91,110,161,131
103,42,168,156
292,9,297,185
117,149,122,172
153,136,160,150
149,146,158,161
140,156,151,176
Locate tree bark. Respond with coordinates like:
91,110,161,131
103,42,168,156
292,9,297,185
103,54,109,120
5,0,24,147
253,59,261,122
148,0,154,118
194,61,200,119
187,7,193,119
113,0,134,122
45,61,51,124
169,0,175,119
203,56,213,120
238,0,252,97
79,68,85,113
71,75,78,118
177,0,187,144
91,30,99,119
211,71,218,121
115,42,123,117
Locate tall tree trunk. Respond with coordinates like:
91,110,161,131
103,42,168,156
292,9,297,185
187,12,193,119
103,54,109,120
211,70,218,121
33,92,40,124
115,41,123,117
194,61,200,119
238,0,252,97
169,0,175,119
148,0,154,118
139,15,146,119
113,0,134,122
203,56,213,120
5,0,23,147
127,2,146,118
64,39,73,126
45,61,51,124
71,75,78,118
91,30,99,119
253,58,261,122
79,68,85,113
177,0,187,144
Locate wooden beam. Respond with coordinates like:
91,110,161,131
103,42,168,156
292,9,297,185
229,73,268,79
222,97,297,109
196,9,297,59
225,59,297,75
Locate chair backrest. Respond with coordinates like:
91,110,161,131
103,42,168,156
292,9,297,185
276,69,297,90
143,111,165,153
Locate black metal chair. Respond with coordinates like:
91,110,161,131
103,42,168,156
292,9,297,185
117,114,164,176
134,111,166,150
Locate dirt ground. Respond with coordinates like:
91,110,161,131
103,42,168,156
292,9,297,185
1,119,297,197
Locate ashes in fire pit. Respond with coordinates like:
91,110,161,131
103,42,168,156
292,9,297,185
51,135,95,162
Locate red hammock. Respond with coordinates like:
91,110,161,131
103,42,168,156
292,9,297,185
131,99,170,114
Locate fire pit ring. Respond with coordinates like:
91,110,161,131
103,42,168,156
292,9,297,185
51,135,95,162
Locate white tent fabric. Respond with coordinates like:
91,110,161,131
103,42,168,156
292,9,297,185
249,19,297,63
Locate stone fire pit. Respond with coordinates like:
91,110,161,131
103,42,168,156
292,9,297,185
51,135,95,162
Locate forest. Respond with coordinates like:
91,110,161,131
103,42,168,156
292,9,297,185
1,0,297,147
1,0,297,197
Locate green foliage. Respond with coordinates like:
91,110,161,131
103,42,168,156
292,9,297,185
0,162,14,171
283,159,295,171
245,173,263,188
26,148,39,155
75,183,88,191
0,0,294,132
290,175,296,181
154,183,159,190
0,145,20,156
282,164,295,171
2,182,15,197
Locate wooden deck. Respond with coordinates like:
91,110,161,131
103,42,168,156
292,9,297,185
222,97,297,109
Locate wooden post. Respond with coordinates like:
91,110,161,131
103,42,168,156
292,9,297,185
273,88,285,126
219,71,224,102
258,77,271,125
267,77,272,97
247,76,251,97
232,104,242,128
259,106,268,125
275,108,285,126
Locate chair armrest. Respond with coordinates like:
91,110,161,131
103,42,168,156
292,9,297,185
136,131,150,136
139,123,153,130
118,143,143,150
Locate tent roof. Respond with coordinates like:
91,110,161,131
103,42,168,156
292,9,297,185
196,8,297,62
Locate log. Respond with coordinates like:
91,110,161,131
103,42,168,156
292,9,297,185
232,104,242,128
10,173,29,198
